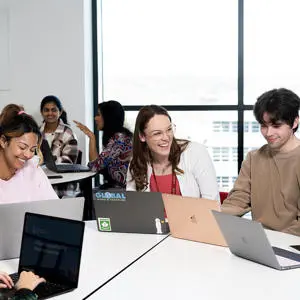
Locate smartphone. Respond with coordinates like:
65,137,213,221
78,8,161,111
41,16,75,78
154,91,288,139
290,245,300,251
47,175,63,179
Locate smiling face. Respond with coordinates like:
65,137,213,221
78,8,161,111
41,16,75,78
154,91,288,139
41,102,62,125
140,114,174,160
260,112,298,152
0,133,38,170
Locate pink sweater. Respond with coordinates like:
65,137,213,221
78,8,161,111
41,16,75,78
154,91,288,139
0,157,58,203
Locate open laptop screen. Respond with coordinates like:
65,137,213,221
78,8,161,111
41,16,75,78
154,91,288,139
18,213,85,287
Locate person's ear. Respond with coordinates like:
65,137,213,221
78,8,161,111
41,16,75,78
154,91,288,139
139,133,146,142
292,117,299,130
0,135,7,148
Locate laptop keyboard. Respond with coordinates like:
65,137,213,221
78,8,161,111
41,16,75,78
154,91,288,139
9,272,70,299
56,164,89,172
273,246,300,266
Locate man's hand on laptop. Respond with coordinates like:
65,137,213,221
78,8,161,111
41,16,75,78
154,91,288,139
15,271,46,291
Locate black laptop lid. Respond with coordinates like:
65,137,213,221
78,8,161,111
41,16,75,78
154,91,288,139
93,191,169,234
18,212,85,287
40,139,57,172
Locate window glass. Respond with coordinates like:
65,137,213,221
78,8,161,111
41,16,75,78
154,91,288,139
244,111,265,158
244,0,300,104
100,0,237,105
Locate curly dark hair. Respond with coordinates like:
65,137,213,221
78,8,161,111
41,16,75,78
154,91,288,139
129,105,189,191
254,88,300,133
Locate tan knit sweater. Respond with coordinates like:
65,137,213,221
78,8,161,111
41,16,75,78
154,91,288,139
222,144,300,236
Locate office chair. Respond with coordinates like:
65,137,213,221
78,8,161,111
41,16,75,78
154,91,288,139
219,192,228,204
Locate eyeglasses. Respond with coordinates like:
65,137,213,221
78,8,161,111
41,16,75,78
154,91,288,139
145,124,176,141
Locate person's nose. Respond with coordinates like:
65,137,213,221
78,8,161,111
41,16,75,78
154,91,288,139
266,126,275,136
23,149,34,159
161,131,170,140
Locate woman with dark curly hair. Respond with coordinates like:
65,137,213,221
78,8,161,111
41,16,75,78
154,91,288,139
126,105,219,199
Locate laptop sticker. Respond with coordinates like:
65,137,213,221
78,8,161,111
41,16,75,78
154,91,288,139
155,218,163,234
94,191,126,201
98,217,112,231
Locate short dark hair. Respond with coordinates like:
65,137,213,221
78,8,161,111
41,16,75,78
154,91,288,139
254,88,300,133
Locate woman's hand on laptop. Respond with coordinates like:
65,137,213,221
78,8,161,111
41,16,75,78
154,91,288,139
15,271,46,291
0,271,14,289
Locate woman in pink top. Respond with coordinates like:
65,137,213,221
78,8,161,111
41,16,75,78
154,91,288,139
0,104,58,203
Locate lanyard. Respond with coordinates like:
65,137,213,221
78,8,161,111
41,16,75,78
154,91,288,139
152,167,177,195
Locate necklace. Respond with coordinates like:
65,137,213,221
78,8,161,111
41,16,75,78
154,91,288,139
151,167,177,195
151,163,171,175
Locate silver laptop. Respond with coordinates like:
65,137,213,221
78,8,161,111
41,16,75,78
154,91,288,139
212,211,300,270
0,197,84,260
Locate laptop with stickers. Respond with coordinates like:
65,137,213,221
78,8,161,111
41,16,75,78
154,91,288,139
93,191,169,234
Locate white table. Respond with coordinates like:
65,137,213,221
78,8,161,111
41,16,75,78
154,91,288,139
0,221,168,300
44,167,96,185
90,230,300,300
43,167,97,220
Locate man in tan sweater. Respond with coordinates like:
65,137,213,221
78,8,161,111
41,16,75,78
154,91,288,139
222,88,300,236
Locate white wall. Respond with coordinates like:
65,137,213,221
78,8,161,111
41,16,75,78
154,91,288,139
0,0,93,163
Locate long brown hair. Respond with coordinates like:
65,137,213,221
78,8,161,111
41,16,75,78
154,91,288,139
129,105,189,191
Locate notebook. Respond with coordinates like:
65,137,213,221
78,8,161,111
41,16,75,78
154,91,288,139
93,191,169,234
3,212,85,299
40,139,90,173
162,194,227,246
212,211,300,270
0,197,84,260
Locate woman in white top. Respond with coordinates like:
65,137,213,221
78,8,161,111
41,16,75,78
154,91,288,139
126,105,219,200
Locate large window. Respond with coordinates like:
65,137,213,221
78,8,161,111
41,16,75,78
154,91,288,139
244,0,300,104
100,0,237,106
94,0,300,192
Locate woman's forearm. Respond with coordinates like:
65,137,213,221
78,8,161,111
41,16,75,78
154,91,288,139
89,136,98,161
